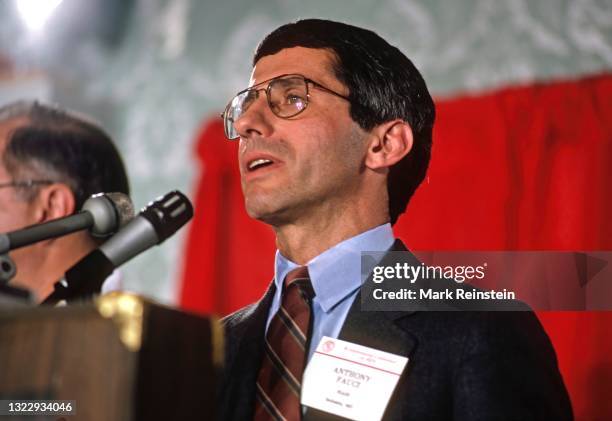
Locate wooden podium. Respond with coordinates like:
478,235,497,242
0,292,222,420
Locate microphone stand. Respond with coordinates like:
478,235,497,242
0,253,16,284
0,253,33,305
42,250,115,305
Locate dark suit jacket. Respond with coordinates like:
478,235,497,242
218,241,572,420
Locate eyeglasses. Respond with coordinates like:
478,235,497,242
0,180,54,189
221,73,350,140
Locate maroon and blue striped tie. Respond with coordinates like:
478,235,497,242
254,266,314,421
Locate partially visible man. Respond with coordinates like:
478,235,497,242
218,19,572,420
0,100,130,302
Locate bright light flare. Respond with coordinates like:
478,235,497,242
16,0,63,32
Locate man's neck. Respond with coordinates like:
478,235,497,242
274,213,389,264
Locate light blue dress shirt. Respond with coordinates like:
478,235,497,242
266,223,395,361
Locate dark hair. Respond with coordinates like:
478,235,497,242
254,19,435,225
0,100,130,210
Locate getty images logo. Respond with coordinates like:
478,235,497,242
372,262,488,284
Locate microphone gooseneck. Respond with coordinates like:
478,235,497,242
0,192,134,255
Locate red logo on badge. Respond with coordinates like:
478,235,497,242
322,340,335,353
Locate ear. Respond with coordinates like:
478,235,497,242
33,183,76,223
364,120,413,171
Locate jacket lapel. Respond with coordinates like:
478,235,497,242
222,282,276,420
338,239,417,357
338,290,416,358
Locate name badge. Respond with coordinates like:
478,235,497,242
301,336,408,421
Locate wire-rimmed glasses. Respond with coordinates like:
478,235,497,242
221,74,350,140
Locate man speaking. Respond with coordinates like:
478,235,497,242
217,19,571,420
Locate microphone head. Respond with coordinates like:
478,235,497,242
105,192,135,228
140,190,194,244
82,192,135,237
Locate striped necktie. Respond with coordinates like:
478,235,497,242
254,266,315,421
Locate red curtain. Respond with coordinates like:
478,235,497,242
179,73,612,420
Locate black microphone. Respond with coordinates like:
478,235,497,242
0,192,134,255
43,190,193,304
99,190,194,267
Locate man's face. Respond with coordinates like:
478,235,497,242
0,120,36,233
235,47,369,225
0,120,43,290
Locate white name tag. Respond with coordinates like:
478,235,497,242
301,336,408,421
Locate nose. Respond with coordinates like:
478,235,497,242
233,93,274,139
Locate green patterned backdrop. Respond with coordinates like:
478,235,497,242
1,0,610,303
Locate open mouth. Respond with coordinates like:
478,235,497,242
247,158,275,172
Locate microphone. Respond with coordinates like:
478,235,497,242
43,190,193,304
0,192,134,255
99,190,194,268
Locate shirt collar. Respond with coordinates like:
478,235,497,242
274,223,395,313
